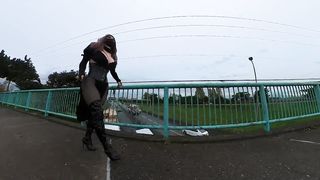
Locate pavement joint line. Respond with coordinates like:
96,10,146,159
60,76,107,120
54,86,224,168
106,157,111,180
106,139,112,180
289,138,320,145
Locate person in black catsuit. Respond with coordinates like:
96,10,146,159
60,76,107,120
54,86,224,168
77,34,122,161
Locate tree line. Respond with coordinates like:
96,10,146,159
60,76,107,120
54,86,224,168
141,87,269,104
0,50,80,91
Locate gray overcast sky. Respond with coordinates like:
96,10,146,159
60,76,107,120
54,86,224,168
1,0,320,83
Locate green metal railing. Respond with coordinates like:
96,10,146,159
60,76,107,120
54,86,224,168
1,81,320,139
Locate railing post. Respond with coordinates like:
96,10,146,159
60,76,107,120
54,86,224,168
314,85,320,112
14,92,19,108
25,91,31,111
314,85,320,111
163,87,169,140
259,85,270,132
6,93,10,107
1,93,5,105
2,93,5,105
45,90,52,117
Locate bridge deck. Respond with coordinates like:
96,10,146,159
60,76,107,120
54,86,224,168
1,107,320,180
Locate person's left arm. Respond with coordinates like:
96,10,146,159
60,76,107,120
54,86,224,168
109,63,122,87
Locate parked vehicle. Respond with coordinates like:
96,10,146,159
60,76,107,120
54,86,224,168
127,104,141,115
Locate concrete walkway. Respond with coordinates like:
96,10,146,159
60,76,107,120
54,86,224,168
1,107,320,180
0,107,106,180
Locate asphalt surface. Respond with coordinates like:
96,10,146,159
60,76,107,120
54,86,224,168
1,107,320,180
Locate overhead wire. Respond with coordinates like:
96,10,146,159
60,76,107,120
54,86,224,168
32,27,319,58
31,15,320,55
29,15,320,81
117,34,319,47
120,53,247,62
113,24,318,38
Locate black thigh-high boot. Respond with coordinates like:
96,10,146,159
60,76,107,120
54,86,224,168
82,125,97,151
89,100,120,161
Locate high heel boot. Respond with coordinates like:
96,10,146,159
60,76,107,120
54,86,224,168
103,141,120,161
96,126,120,161
82,127,97,151
89,100,120,161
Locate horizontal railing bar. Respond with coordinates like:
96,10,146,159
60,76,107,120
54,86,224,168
168,121,265,130
7,87,80,93
108,82,320,89
268,113,320,123
107,122,162,129
2,81,319,94
46,111,77,119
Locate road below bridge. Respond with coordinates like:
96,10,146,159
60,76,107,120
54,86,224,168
116,102,183,136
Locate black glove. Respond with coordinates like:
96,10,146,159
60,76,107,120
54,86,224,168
117,81,123,88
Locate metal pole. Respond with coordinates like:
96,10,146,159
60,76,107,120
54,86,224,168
163,87,169,140
259,85,270,132
249,57,257,83
249,57,259,124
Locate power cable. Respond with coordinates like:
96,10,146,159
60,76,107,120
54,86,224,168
113,24,317,38
119,54,247,61
32,15,320,54
41,23,317,54
118,34,319,47
34,31,319,58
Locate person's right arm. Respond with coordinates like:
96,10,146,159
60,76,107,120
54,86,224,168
78,43,95,80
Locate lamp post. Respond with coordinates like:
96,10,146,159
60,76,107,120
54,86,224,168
249,57,259,121
248,57,257,83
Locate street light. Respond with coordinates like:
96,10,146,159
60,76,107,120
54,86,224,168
249,57,259,121
248,57,257,83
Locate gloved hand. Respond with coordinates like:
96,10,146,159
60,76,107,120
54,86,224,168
117,81,123,88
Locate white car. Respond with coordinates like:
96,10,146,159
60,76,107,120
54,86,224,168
182,129,209,136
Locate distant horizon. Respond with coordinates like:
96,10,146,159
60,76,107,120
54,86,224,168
2,76,320,88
